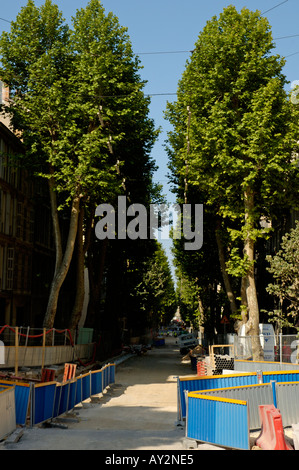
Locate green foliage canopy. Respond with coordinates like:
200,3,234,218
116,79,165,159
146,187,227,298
166,6,299,229
266,221,299,329
0,0,157,206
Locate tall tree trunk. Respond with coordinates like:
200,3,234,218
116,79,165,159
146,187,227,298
215,221,238,317
85,236,108,329
48,169,62,275
43,192,81,330
243,188,263,360
68,205,85,331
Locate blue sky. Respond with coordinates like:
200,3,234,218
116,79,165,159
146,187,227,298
1,0,299,277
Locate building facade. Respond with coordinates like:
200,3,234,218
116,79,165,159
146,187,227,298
0,83,56,327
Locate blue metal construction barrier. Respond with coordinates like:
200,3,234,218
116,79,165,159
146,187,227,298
177,372,258,421
183,370,299,449
32,381,57,425
194,382,275,430
262,370,299,384
0,363,115,428
91,369,103,395
177,369,299,422
0,380,31,426
81,372,91,402
186,392,250,450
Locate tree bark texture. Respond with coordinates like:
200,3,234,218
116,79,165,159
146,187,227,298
68,205,85,331
215,223,238,317
43,192,81,330
243,189,263,360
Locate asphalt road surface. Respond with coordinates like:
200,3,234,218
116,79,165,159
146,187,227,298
2,336,216,451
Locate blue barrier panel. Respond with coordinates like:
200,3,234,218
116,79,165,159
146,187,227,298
103,366,108,389
0,380,31,426
186,393,250,450
197,382,275,430
178,373,257,420
53,383,62,418
75,376,82,405
58,382,70,415
81,373,91,401
68,380,77,411
109,364,115,385
91,370,102,395
262,370,299,384
0,365,116,428
32,382,56,425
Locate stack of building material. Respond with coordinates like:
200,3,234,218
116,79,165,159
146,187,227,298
213,355,234,375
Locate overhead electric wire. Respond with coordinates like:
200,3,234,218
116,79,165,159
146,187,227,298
285,51,299,58
0,2,298,68
136,50,193,55
261,0,288,15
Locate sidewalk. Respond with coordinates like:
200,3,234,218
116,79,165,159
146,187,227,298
2,336,218,451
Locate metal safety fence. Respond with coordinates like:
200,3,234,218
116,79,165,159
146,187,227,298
182,369,299,450
177,372,258,422
233,334,299,363
186,392,250,450
0,325,96,371
0,363,115,433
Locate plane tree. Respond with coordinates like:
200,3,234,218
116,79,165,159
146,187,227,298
165,6,299,359
0,0,157,330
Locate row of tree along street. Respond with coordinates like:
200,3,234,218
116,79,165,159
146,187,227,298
0,0,177,357
0,2,298,361
166,6,299,360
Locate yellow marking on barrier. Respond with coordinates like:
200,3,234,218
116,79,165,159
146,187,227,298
236,359,299,367
191,382,269,395
0,379,30,387
100,364,115,371
188,392,247,406
275,380,299,386
91,366,114,374
179,372,256,382
80,372,91,378
0,386,12,393
263,369,299,376
34,381,57,388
